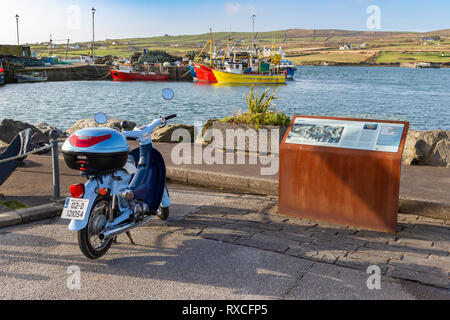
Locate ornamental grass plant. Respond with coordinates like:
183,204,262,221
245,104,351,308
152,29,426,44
221,86,290,129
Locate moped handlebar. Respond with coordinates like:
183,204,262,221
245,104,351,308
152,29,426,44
164,114,177,121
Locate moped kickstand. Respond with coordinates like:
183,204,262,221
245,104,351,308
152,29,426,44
125,231,136,245
111,231,136,245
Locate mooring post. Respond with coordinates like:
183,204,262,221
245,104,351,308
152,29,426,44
49,129,60,200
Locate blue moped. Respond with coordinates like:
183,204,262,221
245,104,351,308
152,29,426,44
61,88,176,259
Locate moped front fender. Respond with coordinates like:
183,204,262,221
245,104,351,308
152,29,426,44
68,179,99,231
161,187,171,207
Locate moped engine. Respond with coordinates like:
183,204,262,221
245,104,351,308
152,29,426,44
118,189,150,221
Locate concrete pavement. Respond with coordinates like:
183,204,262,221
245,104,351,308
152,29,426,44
0,184,448,300
0,142,449,222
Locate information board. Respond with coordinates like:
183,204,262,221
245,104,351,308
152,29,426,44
278,115,409,233
285,117,405,153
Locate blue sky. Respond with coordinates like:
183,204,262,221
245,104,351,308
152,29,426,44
1,0,449,44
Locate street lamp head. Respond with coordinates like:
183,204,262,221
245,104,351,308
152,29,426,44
15,14,19,20
91,7,96,14
251,14,256,20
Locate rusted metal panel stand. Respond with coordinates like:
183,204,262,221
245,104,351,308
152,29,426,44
278,116,409,233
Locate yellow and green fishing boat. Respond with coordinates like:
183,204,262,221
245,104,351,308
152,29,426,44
211,59,285,84
212,68,285,84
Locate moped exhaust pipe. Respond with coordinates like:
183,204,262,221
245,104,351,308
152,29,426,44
101,215,154,239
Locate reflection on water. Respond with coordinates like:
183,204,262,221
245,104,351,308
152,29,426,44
0,66,449,130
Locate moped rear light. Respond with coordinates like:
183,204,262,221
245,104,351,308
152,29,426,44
70,184,85,198
69,133,111,148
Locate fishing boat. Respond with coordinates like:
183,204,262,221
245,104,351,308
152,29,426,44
0,63,5,85
194,28,286,84
212,61,285,84
110,63,169,81
192,29,219,82
16,71,48,83
193,62,217,82
187,65,197,81
279,60,297,80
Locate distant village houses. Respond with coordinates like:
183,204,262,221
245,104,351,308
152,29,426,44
420,36,440,42
339,43,352,50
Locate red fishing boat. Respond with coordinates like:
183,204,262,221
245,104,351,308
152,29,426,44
110,64,169,81
193,62,217,82
191,28,218,82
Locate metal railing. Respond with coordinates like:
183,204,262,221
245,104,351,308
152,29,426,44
0,130,61,200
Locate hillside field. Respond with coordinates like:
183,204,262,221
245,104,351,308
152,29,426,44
31,28,450,66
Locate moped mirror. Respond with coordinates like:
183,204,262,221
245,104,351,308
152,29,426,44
94,112,107,124
162,88,174,100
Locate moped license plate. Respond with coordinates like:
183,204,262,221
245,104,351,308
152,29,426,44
61,198,90,220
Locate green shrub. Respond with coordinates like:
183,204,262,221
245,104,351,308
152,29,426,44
221,86,290,129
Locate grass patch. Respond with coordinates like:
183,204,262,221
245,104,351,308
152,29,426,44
376,51,450,63
289,51,375,64
0,200,27,211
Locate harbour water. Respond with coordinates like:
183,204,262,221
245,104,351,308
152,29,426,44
0,66,449,131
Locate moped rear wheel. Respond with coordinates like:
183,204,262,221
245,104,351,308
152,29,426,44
78,197,113,259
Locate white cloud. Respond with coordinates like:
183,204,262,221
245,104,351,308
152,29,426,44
225,2,242,14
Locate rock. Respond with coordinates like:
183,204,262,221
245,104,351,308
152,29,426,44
151,124,194,143
35,122,67,138
197,119,287,154
195,119,218,145
433,139,450,167
66,118,136,135
0,119,48,145
402,130,450,167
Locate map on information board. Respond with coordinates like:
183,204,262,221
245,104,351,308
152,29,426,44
285,117,404,152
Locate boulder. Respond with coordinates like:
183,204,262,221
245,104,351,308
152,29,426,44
66,118,136,135
195,119,218,145
35,122,67,138
0,119,49,145
197,119,287,154
402,130,450,167
151,124,194,143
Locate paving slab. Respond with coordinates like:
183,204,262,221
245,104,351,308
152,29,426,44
285,262,449,299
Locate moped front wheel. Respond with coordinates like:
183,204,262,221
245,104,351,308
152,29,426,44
77,197,113,259
156,206,169,220
156,186,170,221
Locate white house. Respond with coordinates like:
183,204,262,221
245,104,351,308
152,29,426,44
339,44,353,50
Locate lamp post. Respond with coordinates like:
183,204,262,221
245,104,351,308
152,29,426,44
251,14,256,51
91,7,96,62
15,14,20,46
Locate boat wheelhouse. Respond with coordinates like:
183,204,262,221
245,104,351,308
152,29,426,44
279,60,297,80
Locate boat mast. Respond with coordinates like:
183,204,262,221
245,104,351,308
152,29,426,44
194,28,213,64
209,28,213,67
223,33,232,63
